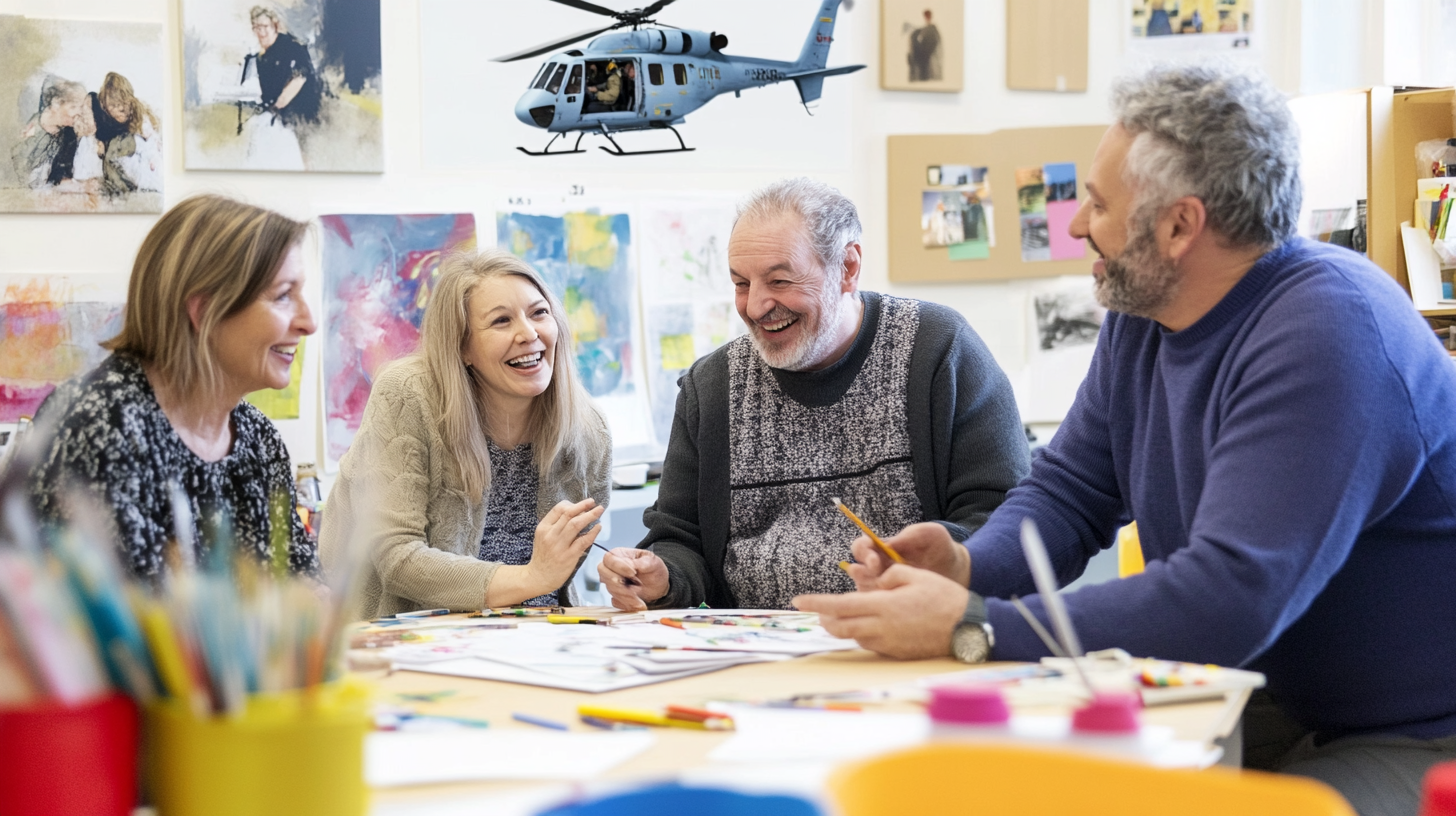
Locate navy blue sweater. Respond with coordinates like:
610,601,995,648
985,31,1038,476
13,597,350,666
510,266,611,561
968,238,1456,740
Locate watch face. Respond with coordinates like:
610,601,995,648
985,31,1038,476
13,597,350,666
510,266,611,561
953,624,991,664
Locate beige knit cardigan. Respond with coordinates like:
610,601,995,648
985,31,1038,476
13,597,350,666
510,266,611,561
320,358,612,619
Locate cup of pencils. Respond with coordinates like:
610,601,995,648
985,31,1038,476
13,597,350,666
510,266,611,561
0,481,369,816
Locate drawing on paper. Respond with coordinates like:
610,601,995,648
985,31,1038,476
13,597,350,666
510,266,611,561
245,336,304,420
0,275,125,422
0,17,163,214
637,203,743,443
497,210,637,399
1034,292,1103,351
321,213,477,465
182,0,382,172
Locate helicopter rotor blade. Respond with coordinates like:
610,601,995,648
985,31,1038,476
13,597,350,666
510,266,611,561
490,23,621,62
541,0,625,18
638,0,680,19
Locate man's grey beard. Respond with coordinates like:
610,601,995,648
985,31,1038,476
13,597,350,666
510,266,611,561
749,285,848,371
1094,213,1183,319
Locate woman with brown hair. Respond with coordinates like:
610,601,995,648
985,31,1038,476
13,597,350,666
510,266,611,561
89,71,162,196
321,249,611,618
29,194,318,579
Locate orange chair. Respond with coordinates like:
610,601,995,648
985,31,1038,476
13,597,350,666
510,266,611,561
829,743,1355,816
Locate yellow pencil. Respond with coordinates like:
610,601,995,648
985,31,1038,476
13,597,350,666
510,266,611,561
577,704,733,731
832,498,904,564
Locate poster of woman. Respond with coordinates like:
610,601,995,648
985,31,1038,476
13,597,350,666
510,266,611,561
880,0,964,92
182,0,382,172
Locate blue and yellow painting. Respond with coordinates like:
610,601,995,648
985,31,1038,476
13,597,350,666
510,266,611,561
497,210,636,398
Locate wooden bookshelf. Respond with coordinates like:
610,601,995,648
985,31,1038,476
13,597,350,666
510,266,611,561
1367,87,1455,295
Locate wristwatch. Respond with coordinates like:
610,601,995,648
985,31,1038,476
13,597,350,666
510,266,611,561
950,592,995,664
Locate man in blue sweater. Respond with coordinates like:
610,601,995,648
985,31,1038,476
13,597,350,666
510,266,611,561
797,64,1456,815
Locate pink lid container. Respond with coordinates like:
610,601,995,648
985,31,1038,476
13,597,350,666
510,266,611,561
1071,691,1142,734
927,685,1011,726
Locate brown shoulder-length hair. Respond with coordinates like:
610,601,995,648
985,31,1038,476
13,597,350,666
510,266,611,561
390,248,606,501
104,194,308,398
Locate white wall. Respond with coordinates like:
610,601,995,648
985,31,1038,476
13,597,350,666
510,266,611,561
0,0,1303,467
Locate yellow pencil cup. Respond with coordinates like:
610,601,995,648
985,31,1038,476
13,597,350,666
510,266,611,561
146,679,372,816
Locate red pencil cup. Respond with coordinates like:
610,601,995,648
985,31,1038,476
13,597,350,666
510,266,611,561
0,693,139,816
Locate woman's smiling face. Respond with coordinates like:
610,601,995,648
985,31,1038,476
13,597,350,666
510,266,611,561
460,275,558,406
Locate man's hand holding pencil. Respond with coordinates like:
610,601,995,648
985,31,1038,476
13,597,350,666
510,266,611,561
598,548,669,612
842,521,972,590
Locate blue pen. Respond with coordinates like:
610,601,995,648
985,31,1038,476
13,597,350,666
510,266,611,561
513,712,569,731
395,608,451,619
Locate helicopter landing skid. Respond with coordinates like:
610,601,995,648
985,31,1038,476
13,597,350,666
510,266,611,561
597,125,696,157
517,132,586,156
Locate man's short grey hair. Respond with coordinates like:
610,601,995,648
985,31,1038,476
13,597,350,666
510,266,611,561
735,177,863,273
1112,63,1301,249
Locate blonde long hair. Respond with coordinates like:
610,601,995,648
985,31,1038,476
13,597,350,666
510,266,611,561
406,249,605,501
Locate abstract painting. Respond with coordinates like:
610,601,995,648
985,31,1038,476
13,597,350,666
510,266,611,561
182,0,382,172
0,274,125,422
321,213,477,466
0,17,163,213
880,0,964,92
637,201,744,447
497,210,637,400
498,206,656,458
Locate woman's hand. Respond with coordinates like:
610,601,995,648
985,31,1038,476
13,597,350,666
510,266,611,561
598,548,669,611
524,498,605,593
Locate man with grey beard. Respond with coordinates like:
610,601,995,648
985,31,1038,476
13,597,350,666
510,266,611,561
598,177,1030,612
798,64,1456,816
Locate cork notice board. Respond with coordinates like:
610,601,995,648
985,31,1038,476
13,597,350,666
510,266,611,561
888,126,1107,283
1006,0,1089,93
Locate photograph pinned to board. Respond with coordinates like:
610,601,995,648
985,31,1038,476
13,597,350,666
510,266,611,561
497,204,656,458
245,337,304,420
181,0,382,172
1019,278,1106,422
1016,166,1051,262
0,17,163,213
1129,0,1255,50
637,200,745,448
922,165,994,260
880,0,964,92
320,213,477,467
0,274,126,422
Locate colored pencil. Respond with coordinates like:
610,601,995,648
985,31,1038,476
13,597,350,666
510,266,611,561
831,498,904,564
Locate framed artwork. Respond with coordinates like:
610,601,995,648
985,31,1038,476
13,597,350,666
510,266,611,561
0,17,163,213
880,0,964,93
1129,0,1256,51
181,0,383,172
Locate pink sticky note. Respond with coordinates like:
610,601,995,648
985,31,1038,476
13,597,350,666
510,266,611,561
1047,200,1084,261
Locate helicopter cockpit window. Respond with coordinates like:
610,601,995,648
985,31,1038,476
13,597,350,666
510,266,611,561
673,63,688,85
532,62,557,90
565,65,583,95
546,64,568,94
648,63,664,86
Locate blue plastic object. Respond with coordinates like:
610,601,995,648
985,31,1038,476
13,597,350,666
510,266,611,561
535,782,823,816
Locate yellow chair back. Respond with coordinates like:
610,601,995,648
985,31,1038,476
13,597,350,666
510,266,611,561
829,743,1355,816
1118,521,1146,578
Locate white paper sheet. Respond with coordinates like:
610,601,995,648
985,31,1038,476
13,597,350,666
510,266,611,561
366,730,655,787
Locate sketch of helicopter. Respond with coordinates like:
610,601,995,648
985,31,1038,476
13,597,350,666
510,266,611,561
497,0,864,156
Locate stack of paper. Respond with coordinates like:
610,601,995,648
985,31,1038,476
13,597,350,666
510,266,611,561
386,611,856,693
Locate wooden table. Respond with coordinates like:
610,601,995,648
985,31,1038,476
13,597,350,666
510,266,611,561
357,615,1251,810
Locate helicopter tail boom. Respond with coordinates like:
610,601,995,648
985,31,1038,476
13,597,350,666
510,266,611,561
795,0,848,71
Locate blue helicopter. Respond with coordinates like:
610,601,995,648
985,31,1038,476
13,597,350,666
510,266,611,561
497,0,864,156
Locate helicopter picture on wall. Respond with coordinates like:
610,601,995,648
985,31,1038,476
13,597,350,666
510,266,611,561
499,0,864,156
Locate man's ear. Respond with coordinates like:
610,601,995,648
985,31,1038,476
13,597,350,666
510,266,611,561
840,241,863,294
1162,196,1207,261
185,293,207,333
